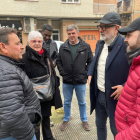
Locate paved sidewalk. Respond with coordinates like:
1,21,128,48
41,69,114,140
51,69,113,140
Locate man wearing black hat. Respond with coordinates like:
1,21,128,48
115,18,140,140
87,12,130,140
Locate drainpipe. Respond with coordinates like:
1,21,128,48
132,0,135,21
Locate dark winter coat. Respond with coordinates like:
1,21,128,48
56,37,93,85
22,46,62,116
42,39,58,64
87,33,130,118
0,55,42,140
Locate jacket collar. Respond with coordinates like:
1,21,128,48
126,48,140,66
129,55,140,73
105,33,123,70
44,39,52,44
108,33,119,52
69,40,80,45
25,45,48,61
0,54,24,68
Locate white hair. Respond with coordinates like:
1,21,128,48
28,31,43,42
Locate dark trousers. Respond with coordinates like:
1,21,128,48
36,116,54,140
95,90,117,140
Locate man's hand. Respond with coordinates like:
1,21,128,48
88,75,92,85
110,85,123,100
53,62,56,67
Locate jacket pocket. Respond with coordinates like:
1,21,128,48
75,74,87,84
63,74,72,81
33,110,42,132
124,108,136,125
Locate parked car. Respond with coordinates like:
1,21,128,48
55,41,64,52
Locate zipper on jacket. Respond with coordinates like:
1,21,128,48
63,46,76,85
125,116,127,121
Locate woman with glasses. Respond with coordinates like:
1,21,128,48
22,31,62,140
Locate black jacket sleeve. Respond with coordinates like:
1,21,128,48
85,44,94,72
52,42,58,64
56,46,64,76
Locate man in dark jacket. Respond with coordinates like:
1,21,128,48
56,24,93,131
41,24,59,127
0,28,41,140
87,12,130,140
41,24,58,67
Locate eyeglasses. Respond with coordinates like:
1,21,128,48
97,25,117,31
30,40,43,43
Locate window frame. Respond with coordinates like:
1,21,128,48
52,29,60,41
61,0,80,4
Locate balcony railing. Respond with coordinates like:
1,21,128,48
93,3,115,14
118,6,132,14
121,20,131,26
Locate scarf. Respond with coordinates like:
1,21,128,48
38,49,44,55
125,47,140,65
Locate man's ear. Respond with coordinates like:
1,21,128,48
0,43,8,54
116,25,120,30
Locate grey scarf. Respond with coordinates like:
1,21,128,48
125,47,140,65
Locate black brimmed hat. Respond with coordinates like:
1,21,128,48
95,12,121,25
118,18,140,35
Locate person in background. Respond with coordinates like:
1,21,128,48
56,24,93,131
0,28,41,140
41,24,59,127
115,17,140,140
87,12,130,140
22,31,62,140
41,24,58,67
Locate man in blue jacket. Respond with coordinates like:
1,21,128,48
87,12,130,140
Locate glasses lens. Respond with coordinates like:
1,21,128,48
31,40,43,43
38,41,42,43
97,25,100,30
32,40,36,43
102,26,106,31
97,25,105,31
